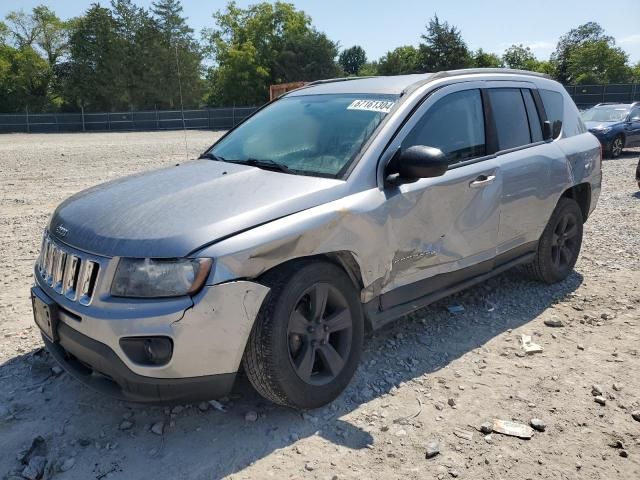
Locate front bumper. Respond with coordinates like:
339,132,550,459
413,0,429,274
44,322,236,403
32,279,270,402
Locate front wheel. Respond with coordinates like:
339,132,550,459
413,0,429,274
525,197,583,284
607,135,624,158
243,260,364,409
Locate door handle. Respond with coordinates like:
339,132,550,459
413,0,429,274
469,175,496,188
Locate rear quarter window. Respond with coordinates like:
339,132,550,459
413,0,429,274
539,89,564,139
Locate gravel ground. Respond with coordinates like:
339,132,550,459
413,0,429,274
0,131,639,480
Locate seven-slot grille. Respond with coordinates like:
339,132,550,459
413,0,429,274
38,233,100,305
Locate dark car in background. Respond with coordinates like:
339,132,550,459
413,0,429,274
581,102,640,158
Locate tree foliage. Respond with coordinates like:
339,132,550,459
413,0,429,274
472,49,502,68
339,45,367,76
419,15,471,72
503,44,540,70
378,46,420,75
566,39,630,84
203,1,339,106
551,22,612,83
0,4,638,114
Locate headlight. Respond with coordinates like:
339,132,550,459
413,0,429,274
111,258,213,298
595,127,612,134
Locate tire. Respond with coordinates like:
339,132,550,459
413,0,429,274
607,135,624,158
243,260,364,409
525,197,583,284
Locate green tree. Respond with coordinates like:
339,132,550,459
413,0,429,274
339,45,366,75
566,39,631,84
274,30,340,82
472,48,502,68
358,61,379,76
4,9,39,48
204,1,338,106
631,62,640,82
152,0,204,108
502,44,540,70
0,44,50,111
32,6,69,67
378,45,420,75
551,22,612,83
63,5,123,110
418,15,471,72
0,21,9,45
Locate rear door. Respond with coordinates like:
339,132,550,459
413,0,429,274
487,83,564,256
375,82,502,309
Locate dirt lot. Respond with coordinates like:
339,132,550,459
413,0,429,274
1,131,639,480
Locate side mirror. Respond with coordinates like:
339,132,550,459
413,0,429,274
387,146,448,180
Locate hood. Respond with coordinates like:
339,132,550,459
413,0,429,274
584,120,617,131
49,160,346,258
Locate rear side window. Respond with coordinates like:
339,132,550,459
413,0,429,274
402,89,486,165
522,89,543,142
539,89,564,139
488,88,531,150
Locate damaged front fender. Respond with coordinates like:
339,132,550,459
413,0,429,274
173,281,271,376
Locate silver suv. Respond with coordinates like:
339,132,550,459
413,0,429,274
31,69,601,408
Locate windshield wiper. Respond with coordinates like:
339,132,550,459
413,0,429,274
198,151,227,162
230,158,291,174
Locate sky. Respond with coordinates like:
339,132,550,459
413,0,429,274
2,0,639,63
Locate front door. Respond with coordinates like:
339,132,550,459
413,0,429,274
375,83,502,310
626,107,640,147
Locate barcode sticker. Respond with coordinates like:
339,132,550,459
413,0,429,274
347,99,395,113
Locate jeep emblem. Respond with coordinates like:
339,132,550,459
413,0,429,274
55,224,69,237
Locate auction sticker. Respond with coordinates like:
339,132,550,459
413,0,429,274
347,99,395,113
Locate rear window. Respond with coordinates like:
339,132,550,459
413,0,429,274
488,88,531,150
539,89,564,139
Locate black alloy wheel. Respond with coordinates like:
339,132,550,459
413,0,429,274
287,283,352,385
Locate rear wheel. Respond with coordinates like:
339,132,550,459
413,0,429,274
525,197,583,284
608,135,624,158
243,260,363,409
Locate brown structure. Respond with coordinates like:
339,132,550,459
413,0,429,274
269,81,307,101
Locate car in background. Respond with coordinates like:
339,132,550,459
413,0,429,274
581,102,640,158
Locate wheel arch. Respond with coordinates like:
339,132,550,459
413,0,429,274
257,250,365,293
561,182,591,222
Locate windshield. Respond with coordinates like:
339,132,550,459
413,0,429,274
207,93,398,177
581,106,629,123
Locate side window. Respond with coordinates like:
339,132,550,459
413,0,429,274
522,89,543,142
402,89,486,165
630,108,640,121
487,88,531,150
539,89,564,139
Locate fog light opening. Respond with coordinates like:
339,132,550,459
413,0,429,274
120,337,173,366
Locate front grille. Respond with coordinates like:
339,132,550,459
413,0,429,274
37,233,100,306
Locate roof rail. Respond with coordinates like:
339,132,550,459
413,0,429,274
305,76,379,87
430,68,551,80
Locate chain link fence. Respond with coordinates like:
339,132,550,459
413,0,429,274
564,83,639,110
0,106,258,134
1,83,639,134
